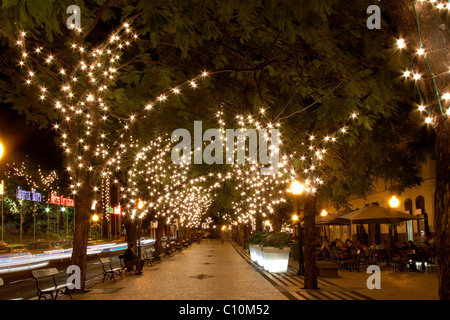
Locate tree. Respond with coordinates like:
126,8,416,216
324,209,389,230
383,0,450,300
0,0,434,294
0,1,211,290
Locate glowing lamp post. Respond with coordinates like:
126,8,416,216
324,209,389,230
264,220,271,232
0,142,4,243
389,196,400,208
137,200,144,259
91,213,99,240
290,179,304,276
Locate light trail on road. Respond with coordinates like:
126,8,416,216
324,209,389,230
0,239,156,274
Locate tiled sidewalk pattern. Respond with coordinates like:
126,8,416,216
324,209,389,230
66,239,438,300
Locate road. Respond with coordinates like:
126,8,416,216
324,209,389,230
0,242,156,300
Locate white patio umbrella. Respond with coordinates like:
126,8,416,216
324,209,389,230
338,203,423,246
315,211,352,225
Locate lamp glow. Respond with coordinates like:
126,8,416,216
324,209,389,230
320,209,328,217
290,180,304,195
389,196,400,208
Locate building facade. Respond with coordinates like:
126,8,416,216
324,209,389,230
322,158,435,247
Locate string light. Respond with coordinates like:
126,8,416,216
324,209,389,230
393,0,450,125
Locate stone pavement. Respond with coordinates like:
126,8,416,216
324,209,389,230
70,239,439,300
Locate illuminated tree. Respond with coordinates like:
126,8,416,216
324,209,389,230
383,0,450,300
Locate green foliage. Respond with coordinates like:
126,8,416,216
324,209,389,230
0,0,431,221
246,231,290,249
246,231,265,246
260,232,291,249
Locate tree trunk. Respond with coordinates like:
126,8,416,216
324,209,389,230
383,0,450,300
255,213,263,232
154,216,166,255
122,214,137,246
272,207,282,232
70,187,91,292
303,193,318,289
179,225,186,241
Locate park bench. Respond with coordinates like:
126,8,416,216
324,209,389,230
118,254,135,275
150,248,163,263
316,261,339,278
172,241,183,251
99,257,123,282
164,244,175,256
142,249,155,266
31,268,73,300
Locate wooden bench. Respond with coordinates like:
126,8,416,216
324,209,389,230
164,244,175,256
99,257,123,282
118,254,135,275
142,249,155,266
31,268,73,300
172,241,183,251
316,261,339,278
150,248,163,263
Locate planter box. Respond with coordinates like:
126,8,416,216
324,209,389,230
249,245,265,266
262,246,290,272
249,245,260,263
316,261,339,278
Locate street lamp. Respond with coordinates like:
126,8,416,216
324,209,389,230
264,220,271,232
389,196,400,208
0,142,4,244
137,199,144,259
290,179,304,276
0,180,4,244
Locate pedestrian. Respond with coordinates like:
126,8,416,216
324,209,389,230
124,243,143,275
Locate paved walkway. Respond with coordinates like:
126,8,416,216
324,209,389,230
70,239,439,300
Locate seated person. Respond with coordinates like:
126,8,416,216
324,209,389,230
391,240,408,270
407,240,418,252
124,243,143,274
375,240,387,250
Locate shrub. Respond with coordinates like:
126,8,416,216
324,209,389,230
245,231,266,248
260,232,290,249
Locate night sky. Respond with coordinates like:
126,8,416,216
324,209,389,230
0,103,62,171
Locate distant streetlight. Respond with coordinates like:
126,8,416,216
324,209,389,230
389,196,400,208
320,209,328,217
290,180,304,276
0,180,4,243
264,220,271,230
137,199,144,258
45,207,50,244
0,142,4,243
290,180,304,195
